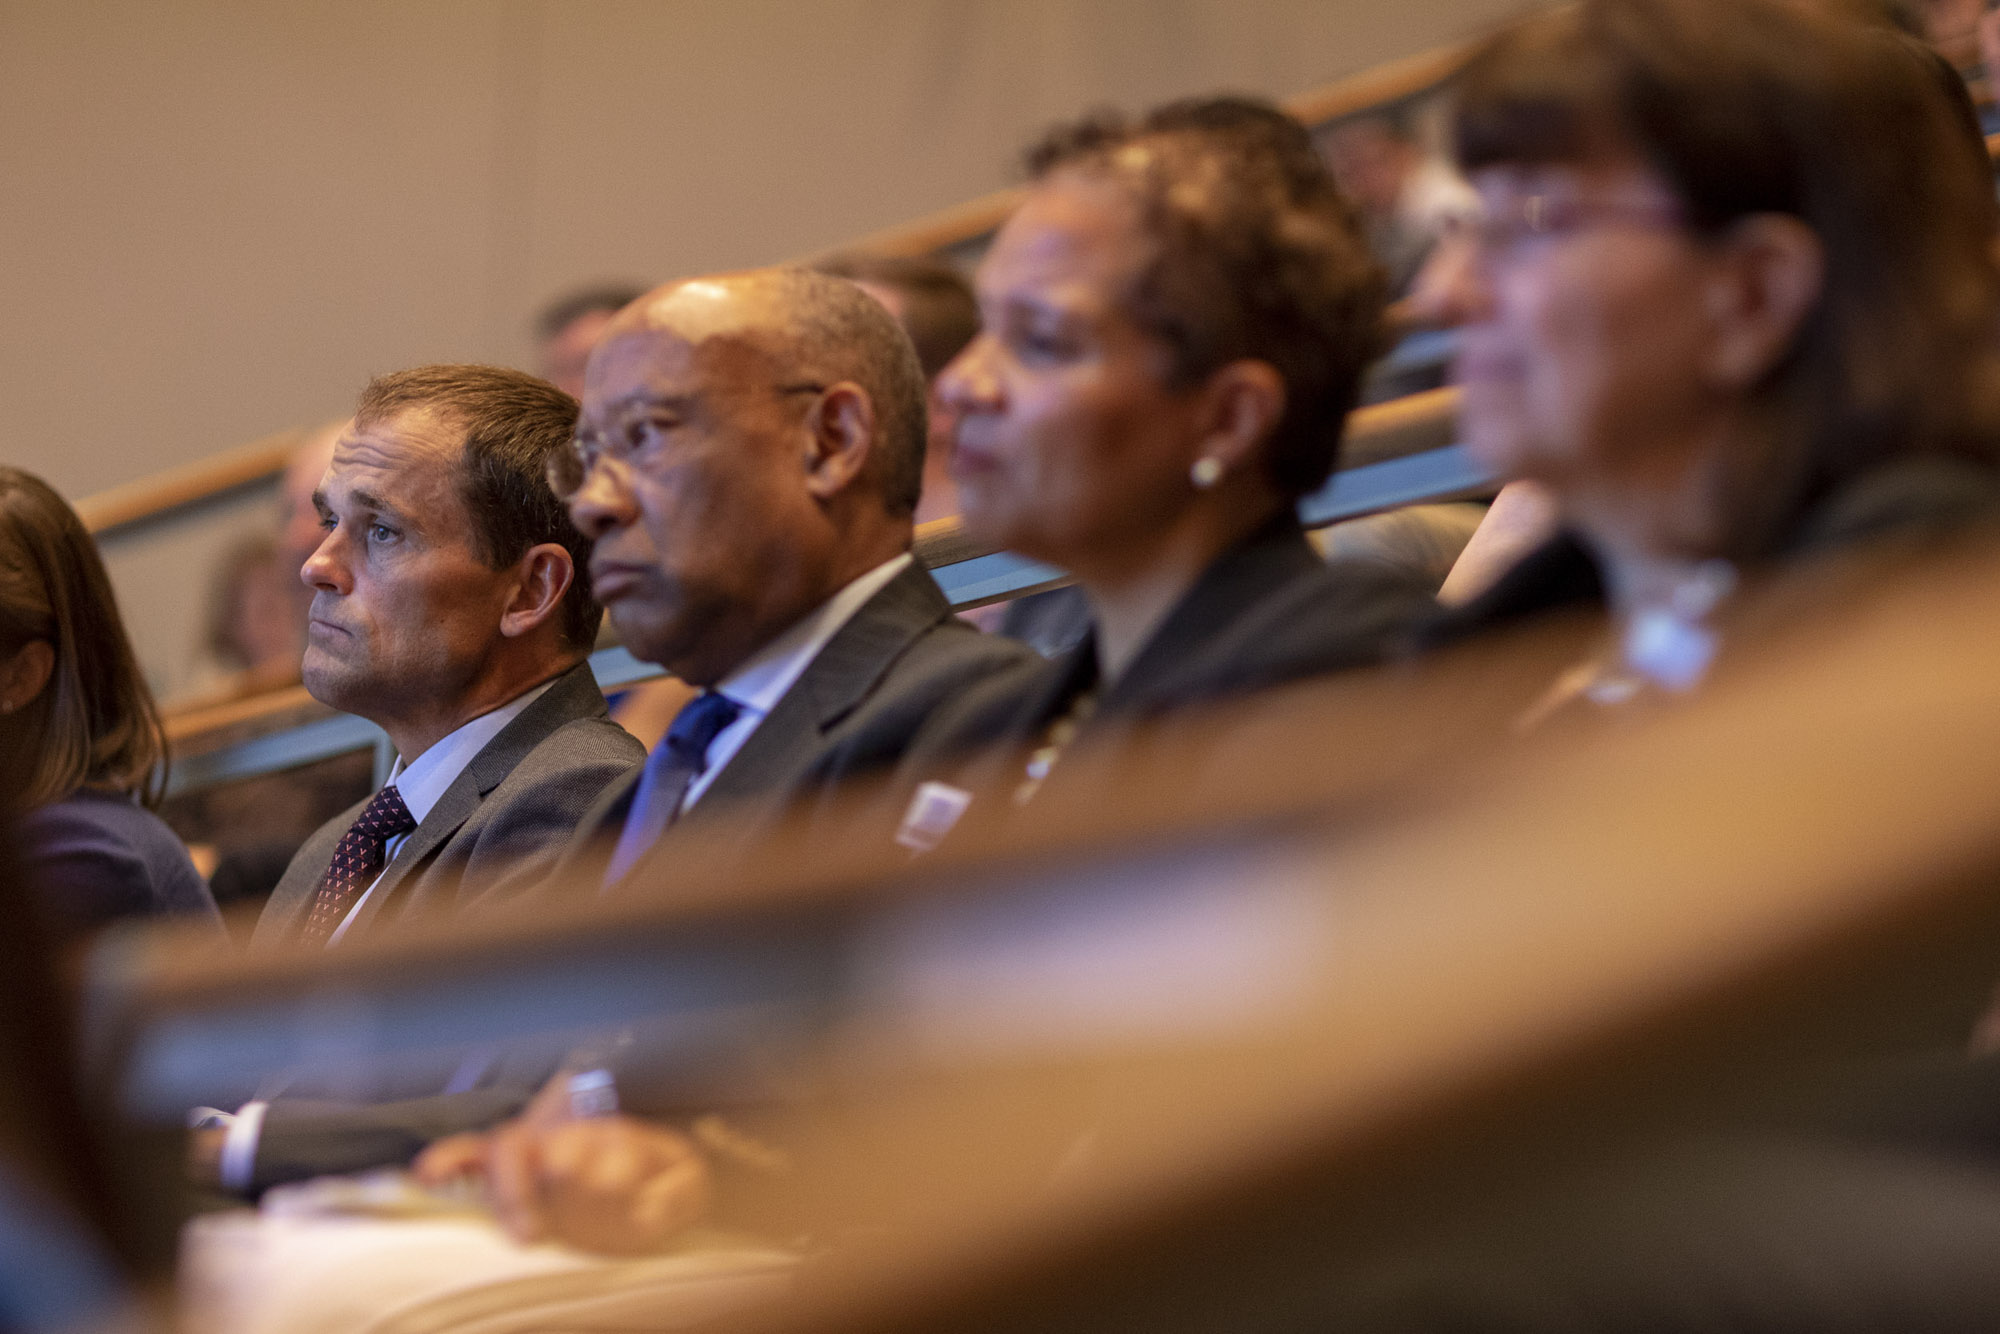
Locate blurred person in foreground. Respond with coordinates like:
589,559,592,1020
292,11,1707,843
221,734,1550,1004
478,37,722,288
885,95,1437,850
0,468,221,947
1409,0,2000,712
1290,2,2000,1326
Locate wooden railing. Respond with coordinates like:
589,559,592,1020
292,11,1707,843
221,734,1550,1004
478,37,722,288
829,40,1478,261
97,534,2000,1322
77,427,304,538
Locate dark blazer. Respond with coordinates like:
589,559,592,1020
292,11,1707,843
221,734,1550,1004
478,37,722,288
897,515,1438,802
233,565,1031,1193
18,790,223,945
251,660,643,948
563,558,1038,891
1420,457,2000,654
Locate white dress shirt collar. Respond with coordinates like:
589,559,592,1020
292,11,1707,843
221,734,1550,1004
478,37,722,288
685,552,912,809
386,676,559,824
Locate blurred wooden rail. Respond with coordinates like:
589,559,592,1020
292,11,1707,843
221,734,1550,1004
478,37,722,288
98,536,2000,1328
78,41,1478,544
837,40,1479,260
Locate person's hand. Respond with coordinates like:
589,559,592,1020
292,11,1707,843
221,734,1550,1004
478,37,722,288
414,1113,710,1254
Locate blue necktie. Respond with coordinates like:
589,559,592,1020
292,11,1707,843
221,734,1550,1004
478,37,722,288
602,691,743,888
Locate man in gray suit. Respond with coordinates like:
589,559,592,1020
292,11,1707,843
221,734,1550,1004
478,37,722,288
196,366,645,1192
546,265,1034,893
251,365,644,948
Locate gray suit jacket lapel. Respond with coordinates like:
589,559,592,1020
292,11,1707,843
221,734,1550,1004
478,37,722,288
693,561,949,814
266,661,607,942
353,660,613,932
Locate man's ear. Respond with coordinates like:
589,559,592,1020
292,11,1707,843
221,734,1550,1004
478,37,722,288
499,544,575,639
1701,214,1823,391
801,382,876,502
0,640,54,715
1189,359,1287,484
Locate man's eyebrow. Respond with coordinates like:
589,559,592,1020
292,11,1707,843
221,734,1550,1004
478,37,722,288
601,390,698,417
346,487,415,527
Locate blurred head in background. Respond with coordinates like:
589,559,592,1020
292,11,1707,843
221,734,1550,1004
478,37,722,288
535,285,648,399
815,252,981,523
0,468,166,812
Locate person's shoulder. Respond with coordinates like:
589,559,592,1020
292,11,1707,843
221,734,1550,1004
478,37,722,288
19,792,148,865
483,713,644,808
893,642,1065,773
812,616,1046,785
22,791,185,867
1208,554,1439,683
895,611,1043,679
20,792,215,928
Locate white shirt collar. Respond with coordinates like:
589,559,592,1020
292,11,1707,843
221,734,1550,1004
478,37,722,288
683,553,912,810
713,553,912,720
387,677,559,822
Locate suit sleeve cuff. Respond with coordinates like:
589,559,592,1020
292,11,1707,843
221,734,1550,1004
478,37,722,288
219,1101,268,1192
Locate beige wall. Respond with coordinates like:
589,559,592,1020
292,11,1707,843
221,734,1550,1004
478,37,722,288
8,0,1536,691
6,0,1531,500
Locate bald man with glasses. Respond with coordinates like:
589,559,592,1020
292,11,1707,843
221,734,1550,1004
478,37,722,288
544,265,1034,892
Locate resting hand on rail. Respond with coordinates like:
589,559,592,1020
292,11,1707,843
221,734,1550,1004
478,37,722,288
413,1077,710,1255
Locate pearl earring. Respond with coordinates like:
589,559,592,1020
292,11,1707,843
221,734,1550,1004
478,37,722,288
1190,456,1224,489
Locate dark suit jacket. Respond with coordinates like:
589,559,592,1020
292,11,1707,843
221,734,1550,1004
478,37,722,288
562,558,1038,891
233,566,1030,1192
895,516,1438,809
251,660,643,947
1419,456,2000,654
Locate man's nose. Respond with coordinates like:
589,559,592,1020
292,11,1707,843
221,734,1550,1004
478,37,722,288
565,462,638,540
299,527,349,595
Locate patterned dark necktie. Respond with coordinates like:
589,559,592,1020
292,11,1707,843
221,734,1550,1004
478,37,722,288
298,784,417,946
602,691,743,888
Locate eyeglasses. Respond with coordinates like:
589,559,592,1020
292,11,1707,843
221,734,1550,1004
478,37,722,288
1443,194,1686,257
547,382,828,498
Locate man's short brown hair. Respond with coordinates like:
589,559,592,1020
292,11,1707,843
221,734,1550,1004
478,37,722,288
355,365,602,650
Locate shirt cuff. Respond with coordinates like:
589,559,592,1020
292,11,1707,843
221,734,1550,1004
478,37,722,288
218,1100,269,1192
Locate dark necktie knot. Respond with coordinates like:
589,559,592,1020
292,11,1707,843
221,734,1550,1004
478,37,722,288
299,783,417,946
602,691,743,888
353,784,418,840
664,690,743,769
